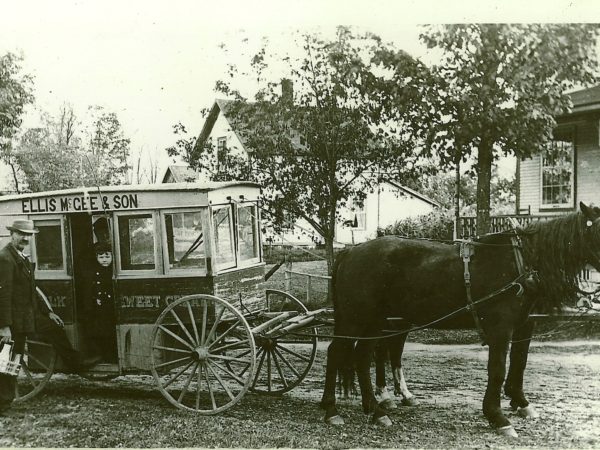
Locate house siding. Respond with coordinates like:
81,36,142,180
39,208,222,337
576,120,600,206
519,118,600,215
518,156,541,214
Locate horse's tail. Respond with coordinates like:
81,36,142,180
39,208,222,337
331,248,358,397
331,247,350,329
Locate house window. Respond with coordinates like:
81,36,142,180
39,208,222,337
354,210,367,231
217,137,227,172
541,133,574,208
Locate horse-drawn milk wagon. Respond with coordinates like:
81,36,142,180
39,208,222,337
0,181,321,414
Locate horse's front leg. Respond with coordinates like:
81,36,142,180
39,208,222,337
505,318,539,418
355,339,391,426
483,332,517,437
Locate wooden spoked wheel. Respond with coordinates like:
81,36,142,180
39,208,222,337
150,294,256,414
14,337,57,402
249,289,318,395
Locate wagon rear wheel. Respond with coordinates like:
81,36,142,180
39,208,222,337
249,289,318,395
151,294,256,414
14,337,57,402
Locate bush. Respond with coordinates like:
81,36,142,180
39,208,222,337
378,208,454,240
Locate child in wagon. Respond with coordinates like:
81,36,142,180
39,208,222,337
82,241,117,363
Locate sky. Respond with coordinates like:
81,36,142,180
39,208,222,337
1,0,599,186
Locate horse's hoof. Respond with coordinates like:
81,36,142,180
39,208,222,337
517,405,539,419
379,398,397,410
496,425,518,438
373,415,393,427
401,396,419,407
325,415,345,426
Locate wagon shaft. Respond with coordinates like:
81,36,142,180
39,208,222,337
251,311,298,335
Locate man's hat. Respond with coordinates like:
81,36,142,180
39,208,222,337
6,219,38,235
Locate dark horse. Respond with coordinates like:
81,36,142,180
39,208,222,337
320,202,600,437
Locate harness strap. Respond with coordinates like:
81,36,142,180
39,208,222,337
507,218,526,276
460,241,487,345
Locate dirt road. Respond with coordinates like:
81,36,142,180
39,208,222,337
1,340,599,448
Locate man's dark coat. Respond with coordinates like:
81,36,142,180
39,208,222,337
0,243,45,333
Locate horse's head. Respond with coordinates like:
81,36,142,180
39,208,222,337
580,201,600,271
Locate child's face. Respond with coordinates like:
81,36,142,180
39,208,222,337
96,251,113,267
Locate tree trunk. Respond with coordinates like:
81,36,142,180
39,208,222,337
476,138,493,235
9,162,20,194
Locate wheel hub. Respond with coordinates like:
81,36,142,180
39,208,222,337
257,336,277,351
192,346,209,361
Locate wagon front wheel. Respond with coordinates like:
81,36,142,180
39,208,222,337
151,294,256,414
14,337,57,402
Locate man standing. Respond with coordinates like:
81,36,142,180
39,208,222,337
0,220,40,414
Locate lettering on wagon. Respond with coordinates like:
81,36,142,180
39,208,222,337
47,295,67,308
121,295,161,308
21,194,139,213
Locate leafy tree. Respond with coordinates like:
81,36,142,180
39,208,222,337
14,105,84,191
417,24,600,234
84,106,131,186
169,27,428,273
13,105,131,191
0,52,34,192
405,165,515,216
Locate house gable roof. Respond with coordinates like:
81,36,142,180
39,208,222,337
564,84,600,116
194,99,243,153
161,164,199,183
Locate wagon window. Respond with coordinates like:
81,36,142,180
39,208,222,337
212,206,235,269
34,219,65,271
164,211,206,270
118,214,156,270
238,204,259,263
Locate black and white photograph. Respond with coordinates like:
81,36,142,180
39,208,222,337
1,0,600,448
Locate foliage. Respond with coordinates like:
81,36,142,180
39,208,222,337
0,52,34,192
169,27,429,273
377,208,454,241
11,105,131,192
417,24,600,234
14,105,83,191
404,164,516,215
84,106,131,186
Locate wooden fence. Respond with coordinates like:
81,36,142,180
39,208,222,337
458,214,558,238
284,269,331,305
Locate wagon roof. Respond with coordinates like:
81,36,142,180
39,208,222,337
0,181,261,202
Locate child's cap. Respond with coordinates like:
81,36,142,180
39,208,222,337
94,241,112,254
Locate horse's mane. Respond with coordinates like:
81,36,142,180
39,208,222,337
519,212,589,311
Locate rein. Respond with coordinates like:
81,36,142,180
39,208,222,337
289,270,536,341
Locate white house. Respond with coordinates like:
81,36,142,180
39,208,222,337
174,94,440,246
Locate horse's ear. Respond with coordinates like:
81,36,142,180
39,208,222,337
580,201,600,220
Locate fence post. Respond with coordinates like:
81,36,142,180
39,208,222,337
284,256,292,293
306,274,312,304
